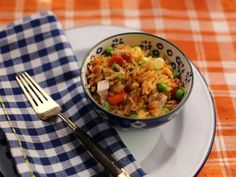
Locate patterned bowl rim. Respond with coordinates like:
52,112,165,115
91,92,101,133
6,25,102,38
81,32,194,122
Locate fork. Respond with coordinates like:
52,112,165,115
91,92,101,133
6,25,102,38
16,72,130,177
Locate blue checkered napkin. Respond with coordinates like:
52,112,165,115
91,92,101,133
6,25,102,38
0,12,146,177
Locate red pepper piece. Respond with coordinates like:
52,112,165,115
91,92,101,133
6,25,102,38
108,55,126,67
107,90,126,105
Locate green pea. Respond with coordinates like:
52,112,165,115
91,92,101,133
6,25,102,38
129,113,137,118
175,88,185,101
104,47,114,56
157,82,168,92
102,101,111,111
173,71,181,78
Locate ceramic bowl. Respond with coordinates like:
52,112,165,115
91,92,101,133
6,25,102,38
81,32,194,128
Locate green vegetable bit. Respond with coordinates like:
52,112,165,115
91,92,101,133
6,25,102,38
129,113,137,118
112,63,120,71
157,82,168,92
104,47,114,56
153,57,164,70
175,88,185,101
138,57,148,66
173,71,181,78
102,101,111,111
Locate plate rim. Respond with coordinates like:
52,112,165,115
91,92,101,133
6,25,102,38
189,63,216,176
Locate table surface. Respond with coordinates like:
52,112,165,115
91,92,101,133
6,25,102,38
0,1,236,177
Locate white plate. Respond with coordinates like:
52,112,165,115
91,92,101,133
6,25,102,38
66,25,216,177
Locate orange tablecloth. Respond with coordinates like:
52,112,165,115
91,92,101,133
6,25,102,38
0,0,236,176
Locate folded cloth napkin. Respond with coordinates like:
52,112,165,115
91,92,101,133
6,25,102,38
0,11,146,177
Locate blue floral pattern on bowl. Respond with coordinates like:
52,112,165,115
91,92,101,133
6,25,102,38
81,32,194,128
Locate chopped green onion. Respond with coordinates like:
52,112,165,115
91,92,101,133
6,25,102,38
129,113,137,118
173,71,181,78
138,57,148,66
153,57,164,70
102,101,111,111
104,47,114,56
157,82,168,92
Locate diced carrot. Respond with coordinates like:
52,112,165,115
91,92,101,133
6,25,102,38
107,90,126,105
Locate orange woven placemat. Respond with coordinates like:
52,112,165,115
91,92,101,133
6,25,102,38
0,0,236,176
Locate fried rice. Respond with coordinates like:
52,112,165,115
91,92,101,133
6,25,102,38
86,44,185,119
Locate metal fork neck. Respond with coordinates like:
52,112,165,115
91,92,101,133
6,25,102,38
58,113,77,130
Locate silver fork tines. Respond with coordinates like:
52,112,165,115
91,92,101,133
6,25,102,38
16,72,61,119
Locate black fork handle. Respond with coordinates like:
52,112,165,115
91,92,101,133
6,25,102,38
57,113,129,177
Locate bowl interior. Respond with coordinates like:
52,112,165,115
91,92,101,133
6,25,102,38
81,32,193,119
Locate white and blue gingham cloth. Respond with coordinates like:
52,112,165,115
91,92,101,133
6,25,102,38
0,11,146,177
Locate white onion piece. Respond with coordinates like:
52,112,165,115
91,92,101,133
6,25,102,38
97,80,109,99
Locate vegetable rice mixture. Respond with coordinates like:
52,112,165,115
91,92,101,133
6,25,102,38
87,44,186,119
